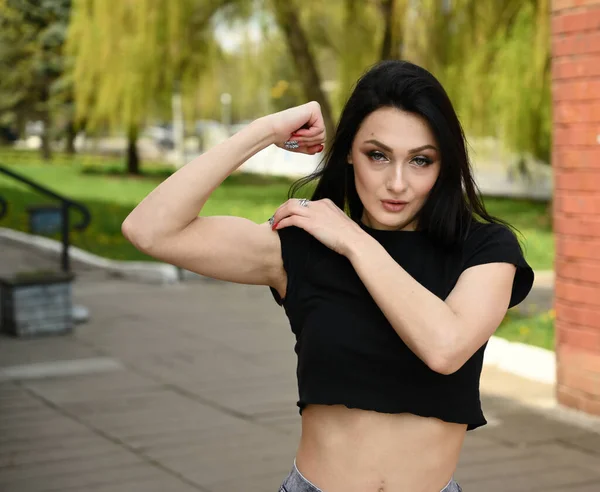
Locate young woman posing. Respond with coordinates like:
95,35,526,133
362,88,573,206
123,60,534,492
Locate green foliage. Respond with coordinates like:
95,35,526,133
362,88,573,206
66,0,245,131
0,0,72,130
496,309,555,351
405,0,551,163
482,196,554,273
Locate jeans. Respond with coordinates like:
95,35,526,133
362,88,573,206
279,460,463,492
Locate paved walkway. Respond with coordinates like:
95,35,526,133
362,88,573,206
0,239,598,492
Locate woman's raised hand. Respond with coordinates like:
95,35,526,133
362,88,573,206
266,101,326,155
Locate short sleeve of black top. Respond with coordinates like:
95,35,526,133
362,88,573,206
269,226,313,307
269,221,534,431
461,221,534,308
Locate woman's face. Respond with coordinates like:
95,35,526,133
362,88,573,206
349,107,441,231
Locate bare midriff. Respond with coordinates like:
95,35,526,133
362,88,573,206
295,404,467,492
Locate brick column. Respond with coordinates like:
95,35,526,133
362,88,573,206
552,0,600,417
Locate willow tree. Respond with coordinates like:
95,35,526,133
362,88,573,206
262,0,550,166
66,0,231,174
403,0,551,164
262,0,411,135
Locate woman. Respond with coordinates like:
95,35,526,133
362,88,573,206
122,60,533,492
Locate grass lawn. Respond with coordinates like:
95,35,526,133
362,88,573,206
0,152,296,261
495,309,555,351
0,149,553,269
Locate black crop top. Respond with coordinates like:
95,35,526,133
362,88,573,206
269,220,534,430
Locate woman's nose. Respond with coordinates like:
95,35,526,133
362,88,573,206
386,167,408,194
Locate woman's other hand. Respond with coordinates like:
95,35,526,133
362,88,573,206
270,198,365,257
266,101,326,155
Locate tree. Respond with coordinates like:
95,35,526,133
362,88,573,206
0,0,73,159
266,0,410,136
403,0,551,163
270,0,335,139
66,0,236,174
261,0,550,164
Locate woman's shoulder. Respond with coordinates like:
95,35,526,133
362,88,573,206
463,219,519,246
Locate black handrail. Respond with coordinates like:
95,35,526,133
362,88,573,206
0,165,91,273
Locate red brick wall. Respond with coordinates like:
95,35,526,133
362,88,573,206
552,0,600,417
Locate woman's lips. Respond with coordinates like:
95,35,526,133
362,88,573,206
381,200,408,212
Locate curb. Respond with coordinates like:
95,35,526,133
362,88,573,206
0,226,557,385
0,227,180,284
483,336,555,384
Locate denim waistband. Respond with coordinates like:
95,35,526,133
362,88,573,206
279,459,462,492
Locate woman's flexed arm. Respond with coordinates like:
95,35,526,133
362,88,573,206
121,102,325,289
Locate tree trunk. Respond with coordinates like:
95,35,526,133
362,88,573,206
65,120,77,154
272,0,335,140
379,0,397,60
380,0,406,60
126,124,140,175
40,84,52,161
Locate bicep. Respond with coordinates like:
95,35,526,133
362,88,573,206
135,215,285,288
445,262,517,359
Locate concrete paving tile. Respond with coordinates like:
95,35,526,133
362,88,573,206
547,482,600,492
208,469,290,492
0,406,63,430
0,336,100,368
460,434,500,449
559,434,600,457
0,418,91,443
473,410,588,445
0,432,101,456
0,447,142,484
0,462,165,492
456,454,596,482
21,372,162,402
175,452,295,489
533,442,600,473
458,466,600,491
119,421,271,453
145,425,296,463
198,383,299,416
66,399,241,435
458,444,529,466
0,439,123,468
182,373,296,394
83,475,204,492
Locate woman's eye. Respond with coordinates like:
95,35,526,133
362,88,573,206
368,151,387,161
412,156,432,167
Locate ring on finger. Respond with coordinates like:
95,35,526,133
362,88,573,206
298,198,310,208
284,140,300,150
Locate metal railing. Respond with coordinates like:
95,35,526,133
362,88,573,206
0,165,91,273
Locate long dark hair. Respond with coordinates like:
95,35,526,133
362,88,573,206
289,60,515,249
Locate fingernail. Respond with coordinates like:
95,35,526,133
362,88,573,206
272,222,279,230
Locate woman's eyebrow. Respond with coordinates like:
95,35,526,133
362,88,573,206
364,140,439,154
408,144,439,154
364,139,393,153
